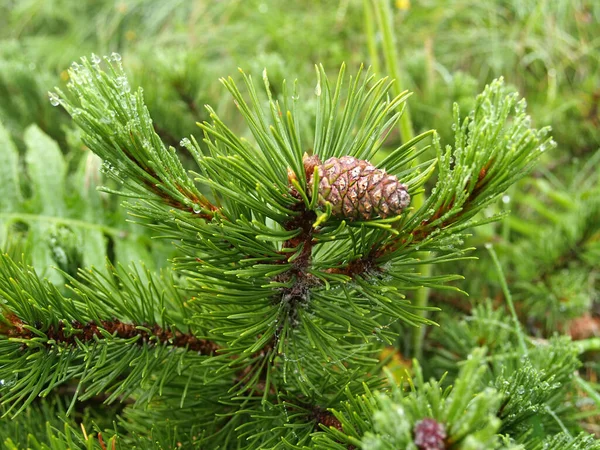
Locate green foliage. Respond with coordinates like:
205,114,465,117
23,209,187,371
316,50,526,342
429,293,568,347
2,1,600,448
530,433,600,450
0,399,117,450
494,338,581,438
318,349,506,449
320,339,590,449
46,56,551,381
508,167,600,334
427,300,518,376
0,254,220,418
0,44,70,146
0,119,169,286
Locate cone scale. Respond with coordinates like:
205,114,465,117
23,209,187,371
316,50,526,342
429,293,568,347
304,154,410,220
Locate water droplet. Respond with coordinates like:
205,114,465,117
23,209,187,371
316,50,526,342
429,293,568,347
180,138,191,147
502,195,511,204
192,204,202,214
111,52,122,62
516,386,525,395
48,92,60,106
314,82,321,96
100,162,112,174
91,53,101,65
484,243,492,249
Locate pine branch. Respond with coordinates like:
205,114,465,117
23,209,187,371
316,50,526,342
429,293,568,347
0,255,222,416
3,315,218,354
530,434,600,450
0,399,118,450
331,78,555,281
49,55,217,220
0,253,370,448
318,339,593,449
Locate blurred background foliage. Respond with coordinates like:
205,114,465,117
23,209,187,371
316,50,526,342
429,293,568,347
3,0,598,151
1,0,600,443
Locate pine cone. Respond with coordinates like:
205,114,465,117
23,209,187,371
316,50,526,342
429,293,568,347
414,418,447,450
304,155,410,220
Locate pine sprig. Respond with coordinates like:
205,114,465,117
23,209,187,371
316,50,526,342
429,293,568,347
315,348,505,449
529,433,600,450
318,339,591,449
0,254,377,447
381,78,555,258
0,399,118,450
50,55,216,219
0,255,220,416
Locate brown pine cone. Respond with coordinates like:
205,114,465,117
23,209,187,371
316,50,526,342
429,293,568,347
304,154,410,220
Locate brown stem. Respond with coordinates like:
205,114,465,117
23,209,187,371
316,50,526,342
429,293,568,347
120,132,218,219
273,206,320,325
2,314,219,355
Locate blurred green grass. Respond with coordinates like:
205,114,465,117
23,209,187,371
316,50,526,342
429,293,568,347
1,0,598,154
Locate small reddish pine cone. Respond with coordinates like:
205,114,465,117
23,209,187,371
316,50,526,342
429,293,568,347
414,418,447,450
304,154,410,220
